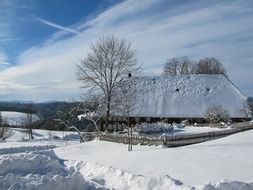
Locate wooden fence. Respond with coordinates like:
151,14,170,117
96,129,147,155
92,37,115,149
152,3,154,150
98,123,253,147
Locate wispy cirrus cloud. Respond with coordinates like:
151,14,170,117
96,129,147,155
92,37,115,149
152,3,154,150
0,0,18,40
0,0,253,101
0,2,12,70
0,0,27,68
0,38,21,42
34,16,80,35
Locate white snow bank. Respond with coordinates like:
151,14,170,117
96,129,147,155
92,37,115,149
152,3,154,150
67,160,253,190
0,150,96,190
68,161,192,190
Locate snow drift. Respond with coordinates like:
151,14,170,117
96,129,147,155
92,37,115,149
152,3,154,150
69,160,253,190
70,161,193,190
0,150,96,190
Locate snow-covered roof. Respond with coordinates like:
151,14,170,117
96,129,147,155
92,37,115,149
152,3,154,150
120,74,248,118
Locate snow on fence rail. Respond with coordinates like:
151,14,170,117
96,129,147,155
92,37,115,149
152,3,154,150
98,124,253,147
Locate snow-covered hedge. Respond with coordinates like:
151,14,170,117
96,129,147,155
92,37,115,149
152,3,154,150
133,122,174,133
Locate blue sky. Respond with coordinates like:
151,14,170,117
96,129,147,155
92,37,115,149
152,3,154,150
0,0,253,101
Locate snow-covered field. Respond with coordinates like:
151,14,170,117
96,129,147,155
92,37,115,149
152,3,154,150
1,111,40,126
0,127,253,189
55,130,253,188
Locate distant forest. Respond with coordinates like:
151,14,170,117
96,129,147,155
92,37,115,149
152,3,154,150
247,97,253,111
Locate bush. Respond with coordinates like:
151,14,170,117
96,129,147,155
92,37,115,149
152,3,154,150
133,122,174,134
205,105,230,123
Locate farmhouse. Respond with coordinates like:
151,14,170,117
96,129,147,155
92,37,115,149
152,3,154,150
110,74,250,125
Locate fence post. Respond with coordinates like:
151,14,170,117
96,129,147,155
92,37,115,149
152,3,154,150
163,135,167,148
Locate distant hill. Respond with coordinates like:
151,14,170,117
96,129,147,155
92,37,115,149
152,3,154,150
0,101,80,120
1,111,40,126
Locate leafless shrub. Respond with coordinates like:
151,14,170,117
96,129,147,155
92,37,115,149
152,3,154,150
0,113,10,140
78,94,105,133
205,105,230,124
239,103,251,121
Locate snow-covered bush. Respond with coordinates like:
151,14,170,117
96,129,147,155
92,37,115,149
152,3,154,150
133,122,174,134
173,120,187,128
205,105,230,123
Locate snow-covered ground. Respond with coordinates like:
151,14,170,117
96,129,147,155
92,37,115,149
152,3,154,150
0,150,98,190
0,126,253,189
55,130,253,188
1,111,40,126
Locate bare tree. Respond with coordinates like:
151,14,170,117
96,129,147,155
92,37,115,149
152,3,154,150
54,100,103,143
205,105,230,124
163,57,178,76
115,75,135,151
54,106,86,143
163,57,226,76
239,103,251,121
112,74,144,151
77,36,140,130
0,113,8,140
77,95,104,133
0,112,3,138
193,57,226,75
46,120,57,142
163,56,193,76
24,105,34,140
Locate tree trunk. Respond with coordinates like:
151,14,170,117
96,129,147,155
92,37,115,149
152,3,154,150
105,96,111,131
